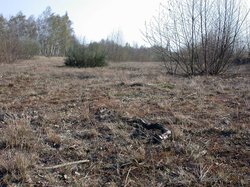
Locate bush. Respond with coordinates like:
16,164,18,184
145,0,249,76
65,43,106,68
19,39,40,59
0,38,39,63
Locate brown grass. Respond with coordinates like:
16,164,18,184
0,57,249,186
1,118,38,150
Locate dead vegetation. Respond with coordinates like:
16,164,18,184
0,57,249,186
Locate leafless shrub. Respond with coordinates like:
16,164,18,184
144,0,250,75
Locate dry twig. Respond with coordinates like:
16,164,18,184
37,159,90,170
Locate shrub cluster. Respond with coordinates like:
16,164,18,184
65,44,106,68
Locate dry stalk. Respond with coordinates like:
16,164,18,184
37,159,90,170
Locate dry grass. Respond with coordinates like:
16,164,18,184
0,151,36,185
0,56,249,186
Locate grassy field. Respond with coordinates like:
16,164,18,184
0,57,249,186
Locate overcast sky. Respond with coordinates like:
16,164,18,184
0,0,163,46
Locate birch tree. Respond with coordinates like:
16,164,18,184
37,7,74,56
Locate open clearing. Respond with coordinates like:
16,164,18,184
0,57,249,186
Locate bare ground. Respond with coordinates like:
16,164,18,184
0,57,249,186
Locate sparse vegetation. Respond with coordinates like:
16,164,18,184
0,57,249,186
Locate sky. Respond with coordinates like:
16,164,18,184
0,0,163,46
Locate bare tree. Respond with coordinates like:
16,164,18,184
106,29,124,62
144,0,249,75
245,18,250,58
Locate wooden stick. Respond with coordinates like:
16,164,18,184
37,159,90,170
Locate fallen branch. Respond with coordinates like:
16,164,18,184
37,159,90,170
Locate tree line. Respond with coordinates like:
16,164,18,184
89,40,158,62
2,1,248,75
0,7,158,64
0,7,74,63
